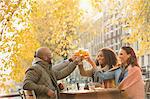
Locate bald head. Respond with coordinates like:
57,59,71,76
36,47,49,58
35,47,52,63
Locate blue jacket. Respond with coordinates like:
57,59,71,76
93,66,128,86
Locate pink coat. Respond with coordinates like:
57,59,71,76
118,65,145,99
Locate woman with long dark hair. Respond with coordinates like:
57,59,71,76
78,48,118,88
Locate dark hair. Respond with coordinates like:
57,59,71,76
121,46,139,67
97,48,117,69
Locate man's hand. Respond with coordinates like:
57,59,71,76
68,54,77,62
78,61,83,67
47,89,56,97
74,56,82,64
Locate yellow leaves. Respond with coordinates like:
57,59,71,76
104,0,150,56
136,39,150,56
0,82,16,94
91,0,102,12
2,78,6,82
31,0,83,58
123,37,134,44
0,0,40,93
10,64,26,82
137,50,144,57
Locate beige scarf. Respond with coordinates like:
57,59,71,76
118,65,145,99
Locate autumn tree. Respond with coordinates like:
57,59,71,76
121,0,150,55
99,0,150,55
0,0,39,93
31,0,84,59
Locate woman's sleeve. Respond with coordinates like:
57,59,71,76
93,70,115,83
78,64,93,77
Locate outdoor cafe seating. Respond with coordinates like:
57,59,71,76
0,88,129,99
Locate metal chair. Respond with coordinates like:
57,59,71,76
19,89,36,99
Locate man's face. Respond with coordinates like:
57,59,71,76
47,53,52,64
44,49,52,64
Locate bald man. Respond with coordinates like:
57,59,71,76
23,47,81,99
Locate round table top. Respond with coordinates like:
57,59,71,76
60,88,120,94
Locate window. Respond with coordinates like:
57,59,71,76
116,30,118,36
141,56,144,66
116,45,119,50
119,28,122,35
107,34,109,39
111,32,113,38
116,25,118,28
111,25,113,30
115,38,117,43
148,54,150,65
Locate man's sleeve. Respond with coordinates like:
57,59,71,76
52,60,70,71
23,67,49,95
54,61,78,80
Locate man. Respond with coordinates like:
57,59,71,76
23,47,81,99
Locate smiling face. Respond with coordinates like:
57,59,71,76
43,48,52,64
118,49,131,65
96,51,106,66
36,47,53,64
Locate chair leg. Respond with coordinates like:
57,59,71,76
23,90,27,99
18,89,24,99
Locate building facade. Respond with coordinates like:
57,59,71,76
78,8,150,79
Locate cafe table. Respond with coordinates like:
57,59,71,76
60,88,127,99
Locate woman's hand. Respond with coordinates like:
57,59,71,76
84,56,92,62
84,56,97,69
